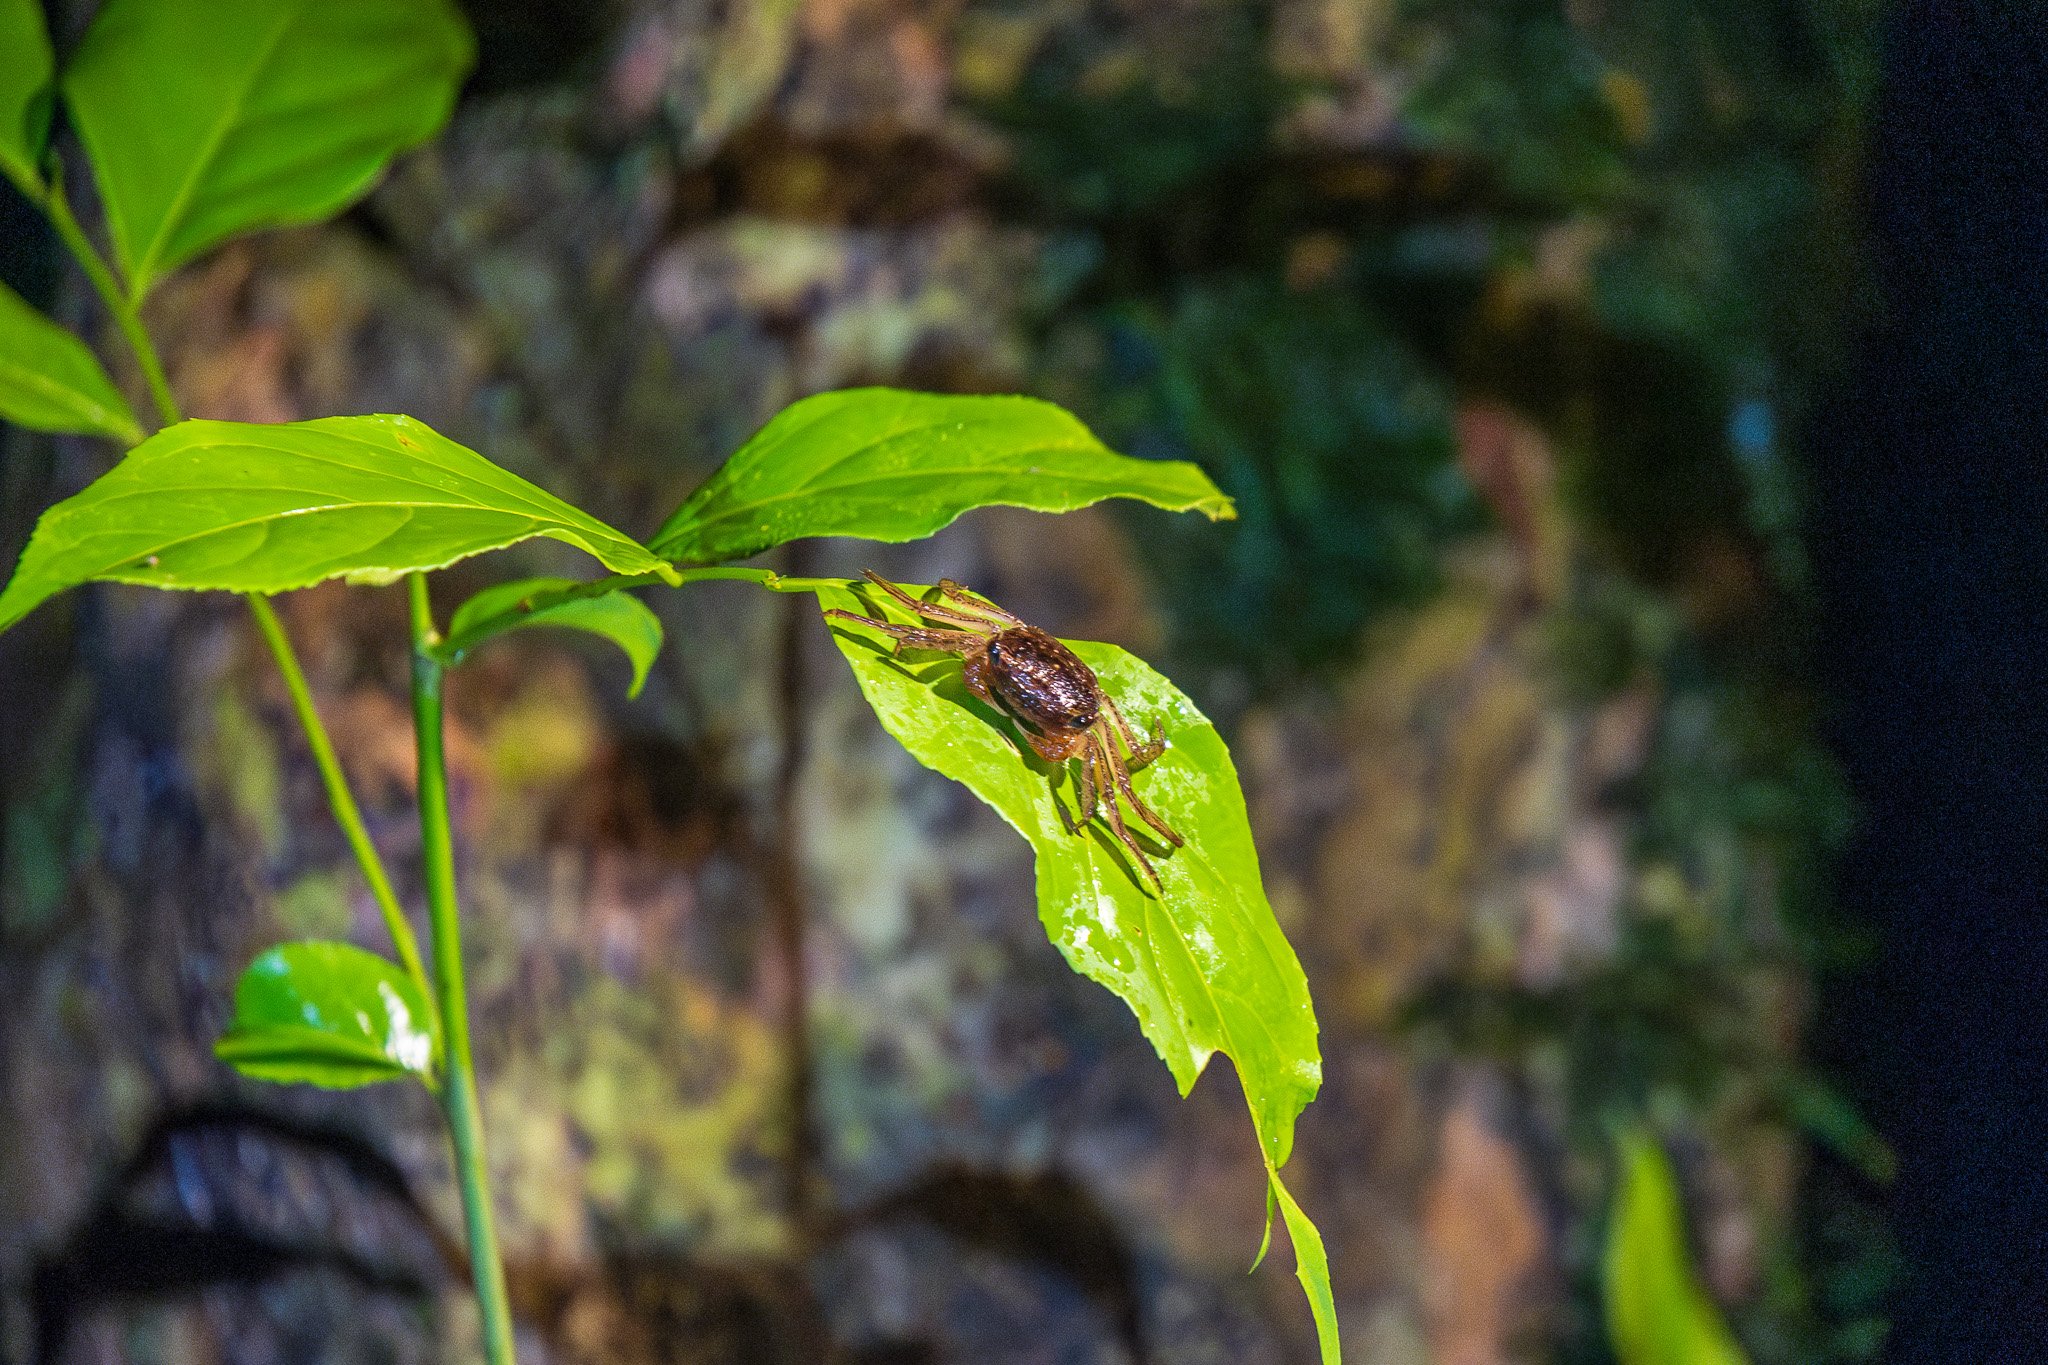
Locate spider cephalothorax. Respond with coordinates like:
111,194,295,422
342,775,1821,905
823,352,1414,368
825,571,1185,889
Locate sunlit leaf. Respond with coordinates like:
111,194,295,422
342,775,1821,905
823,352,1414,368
650,388,1234,566
61,0,472,301
448,576,664,698
1605,1129,1751,1365
0,414,676,633
0,280,141,442
216,940,438,1089
0,0,53,195
820,580,1333,1351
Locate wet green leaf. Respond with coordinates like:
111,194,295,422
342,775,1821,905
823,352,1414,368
650,388,1233,566
0,414,675,632
62,0,472,301
1605,1129,1751,1365
449,576,665,698
821,581,1332,1351
0,0,53,195
0,279,141,442
216,940,438,1088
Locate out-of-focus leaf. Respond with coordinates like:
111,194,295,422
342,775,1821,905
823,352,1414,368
1605,1129,1751,1365
0,279,141,442
820,580,1332,1351
448,576,664,698
0,414,675,632
61,0,472,301
650,388,1232,566
0,0,53,194
216,940,438,1089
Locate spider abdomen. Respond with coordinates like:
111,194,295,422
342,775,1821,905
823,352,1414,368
986,626,1101,732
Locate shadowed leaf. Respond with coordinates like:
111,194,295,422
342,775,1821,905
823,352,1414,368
0,280,140,442
449,576,664,698
0,0,53,194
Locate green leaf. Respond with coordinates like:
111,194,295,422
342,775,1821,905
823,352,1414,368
0,414,676,633
820,581,1332,1352
650,388,1234,566
448,576,664,698
216,940,438,1088
0,0,54,195
0,280,141,442
819,583,1317,1148
61,0,473,302
1604,1129,1751,1365
1271,1171,1341,1365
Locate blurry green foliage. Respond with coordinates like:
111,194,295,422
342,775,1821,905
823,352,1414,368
1604,1130,1751,1365
1099,281,1482,686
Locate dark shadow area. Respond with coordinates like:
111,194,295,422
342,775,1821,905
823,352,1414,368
1808,4,2048,1360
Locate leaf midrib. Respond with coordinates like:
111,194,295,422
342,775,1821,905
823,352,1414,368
125,4,299,296
671,453,1213,542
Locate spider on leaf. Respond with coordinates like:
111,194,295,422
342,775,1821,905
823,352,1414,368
825,571,1185,891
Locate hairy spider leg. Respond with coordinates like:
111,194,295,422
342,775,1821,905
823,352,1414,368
1102,695,1168,773
1084,728,1163,889
820,610,989,657
1094,718,1184,848
857,570,999,631
934,579,1024,625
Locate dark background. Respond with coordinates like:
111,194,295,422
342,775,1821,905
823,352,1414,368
1812,3,2048,1359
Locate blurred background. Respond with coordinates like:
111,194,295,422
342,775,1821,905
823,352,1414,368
3,0,2044,1362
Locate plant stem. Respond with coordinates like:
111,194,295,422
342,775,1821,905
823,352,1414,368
408,573,518,1365
41,179,178,432
247,594,430,994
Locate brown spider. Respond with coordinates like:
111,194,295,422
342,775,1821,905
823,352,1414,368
825,570,1185,890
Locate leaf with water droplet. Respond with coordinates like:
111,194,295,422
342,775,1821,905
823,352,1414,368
818,582,1337,1358
216,940,439,1089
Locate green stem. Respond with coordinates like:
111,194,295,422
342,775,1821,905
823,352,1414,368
247,594,430,995
41,180,178,432
408,573,518,1365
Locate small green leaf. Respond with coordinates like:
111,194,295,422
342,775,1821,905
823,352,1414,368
1271,1171,1340,1365
651,388,1234,566
1604,1129,1751,1365
0,0,54,195
216,940,438,1088
0,414,676,633
62,0,473,302
0,280,141,442
448,576,664,698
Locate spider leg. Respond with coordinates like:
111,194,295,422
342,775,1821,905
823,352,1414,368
1096,719,1184,849
934,579,1023,625
1103,696,1168,772
1056,744,1098,835
857,570,999,631
1085,729,1162,890
821,611,987,656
